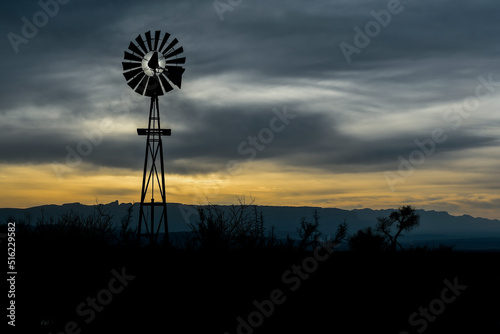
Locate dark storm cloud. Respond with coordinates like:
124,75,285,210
4,105,494,178
1,0,499,175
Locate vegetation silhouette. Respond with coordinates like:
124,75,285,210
348,205,421,252
27,204,117,247
376,205,420,251
3,202,500,333
187,198,272,251
347,206,457,253
186,200,348,254
348,226,387,252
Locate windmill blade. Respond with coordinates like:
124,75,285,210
127,73,145,90
162,38,178,54
164,47,183,59
136,75,149,95
123,67,143,81
167,73,182,89
135,34,148,54
158,31,171,54
145,31,153,51
122,62,141,71
164,57,186,65
154,30,161,51
165,66,184,88
124,51,142,62
128,42,144,57
159,73,174,93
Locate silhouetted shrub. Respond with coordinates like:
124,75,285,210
188,198,271,250
348,227,387,252
188,203,347,252
33,205,116,246
294,210,348,252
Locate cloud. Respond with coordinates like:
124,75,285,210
1,0,500,217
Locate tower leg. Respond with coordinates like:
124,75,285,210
156,96,169,246
137,95,170,246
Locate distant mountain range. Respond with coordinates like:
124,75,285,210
2,201,500,251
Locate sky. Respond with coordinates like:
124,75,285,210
0,0,499,219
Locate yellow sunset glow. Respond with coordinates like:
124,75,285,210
1,160,499,220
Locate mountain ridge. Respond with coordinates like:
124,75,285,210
2,201,500,250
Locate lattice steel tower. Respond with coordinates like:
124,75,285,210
121,30,185,245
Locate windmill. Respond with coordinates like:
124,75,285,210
122,30,186,245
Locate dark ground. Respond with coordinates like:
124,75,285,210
12,236,500,334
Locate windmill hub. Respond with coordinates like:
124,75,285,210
143,51,165,77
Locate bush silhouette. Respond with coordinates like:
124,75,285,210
188,198,271,250
348,206,420,252
348,227,387,252
294,210,347,252
188,203,347,252
28,205,117,247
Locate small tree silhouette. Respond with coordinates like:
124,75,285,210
376,205,420,251
120,203,135,246
296,210,322,252
296,210,348,252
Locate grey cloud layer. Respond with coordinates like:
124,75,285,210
1,0,499,176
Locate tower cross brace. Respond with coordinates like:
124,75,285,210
137,95,169,245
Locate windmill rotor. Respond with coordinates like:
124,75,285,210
122,30,185,97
